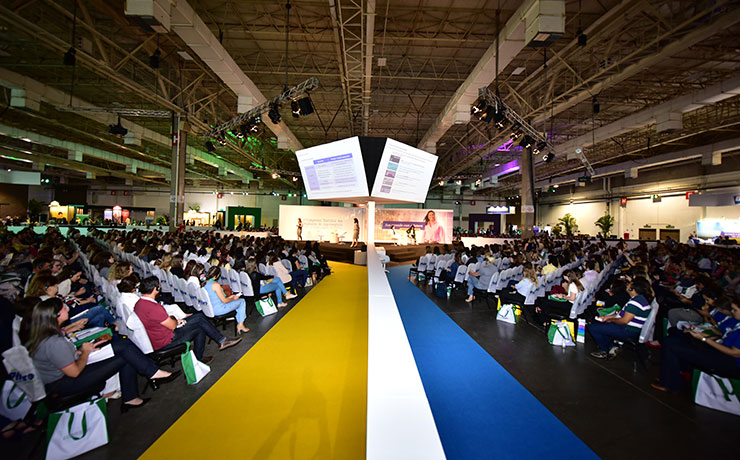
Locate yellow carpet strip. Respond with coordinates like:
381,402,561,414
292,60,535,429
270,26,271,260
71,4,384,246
142,262,368,459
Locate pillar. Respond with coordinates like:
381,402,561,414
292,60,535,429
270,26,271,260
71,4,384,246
520,146,535,238
169,113,186,230
367,201,375,244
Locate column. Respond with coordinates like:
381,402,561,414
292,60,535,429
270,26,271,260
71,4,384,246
520,146,535,238
367,201,375,244
169,113,187,230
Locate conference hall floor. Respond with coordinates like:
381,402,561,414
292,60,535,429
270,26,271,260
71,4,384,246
5,262,737,460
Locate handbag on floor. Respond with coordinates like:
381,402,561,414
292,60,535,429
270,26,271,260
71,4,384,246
547,320,575,347
496,303,521,325
2,346,46,402
46,398,108,460
0,380,31,421
255,296,278,317
434,282,447,299
181,341,210,385
692,370,740,416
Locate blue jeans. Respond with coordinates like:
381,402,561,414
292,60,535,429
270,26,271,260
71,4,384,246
467,276,483,296
260,278,288,304
289,270,308,291
212,297,247,323
76,305,117,328
162,313,226,360
588,321,639,352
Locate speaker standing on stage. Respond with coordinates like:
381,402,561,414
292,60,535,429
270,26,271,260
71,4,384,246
351,218,360,248
297,218,303,241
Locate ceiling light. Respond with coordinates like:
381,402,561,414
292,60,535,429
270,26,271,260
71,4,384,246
533,141,547,155
455,179,462,185
509,123,522,139
475,178,482,186
49,201,60,207
519,135,534,149
553,184,559,188
292,176,298,182
108,116,128,137
63,47,76,66
471,98,488,117
271,173,279,179
543,152,555,163
512,66,526,75
291,100,301,118
439,180,445,186
268,103,282,124
296,97,314,116
149,49,160,69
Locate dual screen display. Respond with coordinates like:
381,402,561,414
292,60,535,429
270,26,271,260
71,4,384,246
295,137,438,203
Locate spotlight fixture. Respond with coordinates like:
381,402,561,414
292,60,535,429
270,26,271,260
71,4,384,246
592,97,600,114
474,178,482,187
479,106,497,123
296,96,314,116
217,134,227,146
63,47,76,66
533,141,547,155
509,123,523,140
492,111,507,129
268,102,282,124
108,116,128,137
542,152,555,163
291,100,301,118
247,116,262,134
438,180,445,186
471,98,488,117
292,176,298,182
271,173,279,179
455,179,462,185
519,135,534,149
577,28,587,47
205,141,216,152
149,49,161,69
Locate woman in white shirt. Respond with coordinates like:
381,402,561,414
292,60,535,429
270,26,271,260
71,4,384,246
535,270,584,325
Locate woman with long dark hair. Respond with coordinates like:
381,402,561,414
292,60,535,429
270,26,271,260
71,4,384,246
28,298,179,412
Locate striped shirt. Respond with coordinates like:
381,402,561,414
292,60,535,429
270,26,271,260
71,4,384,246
621,295,651,332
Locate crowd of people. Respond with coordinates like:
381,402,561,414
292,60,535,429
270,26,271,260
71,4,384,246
0,224,333,440
421,234,740,398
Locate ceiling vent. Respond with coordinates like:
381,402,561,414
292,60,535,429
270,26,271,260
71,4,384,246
124,0,171,33
524,1,565,48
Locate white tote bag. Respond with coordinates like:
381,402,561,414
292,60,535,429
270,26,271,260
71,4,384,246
181,342,210,385
547,321,576,347
496,304,520,325
693,371,740,416
0,380,32,421
2,346,46,402
255,296,278,317
46,398,109,460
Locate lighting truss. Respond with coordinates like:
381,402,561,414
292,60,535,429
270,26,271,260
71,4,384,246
56,106,172,118
574,148,596,177
203,77,319,140
477,87,555,153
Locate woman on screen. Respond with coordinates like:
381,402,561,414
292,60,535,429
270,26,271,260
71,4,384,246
351,218,360,248
422,210,446,243
297,218,303,241
407,225,417,245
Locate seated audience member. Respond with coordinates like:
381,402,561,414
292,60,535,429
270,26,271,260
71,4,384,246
108,261,133,285
27,273,116,328
582,260,599,288
440,252,462,283
498,264,537,307
465,255,497,303
117,275,141,317
535,270,585,323
285,249,309,289
186,263,205,286
169,254,185,278
596,279,631,313
28,298,178,411
203,266,249,334
246,259,295,308
588,277,653,359
134,276,241,364
181,260,198,280
652,297,740,393
541,255,559,276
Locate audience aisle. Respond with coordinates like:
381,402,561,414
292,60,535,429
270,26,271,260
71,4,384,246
142,262,368,459
400,268,738,459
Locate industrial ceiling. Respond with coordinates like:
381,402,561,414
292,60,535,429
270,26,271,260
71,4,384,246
0,0,739,196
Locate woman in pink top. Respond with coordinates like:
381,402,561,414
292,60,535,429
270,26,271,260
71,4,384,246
422,211,446,243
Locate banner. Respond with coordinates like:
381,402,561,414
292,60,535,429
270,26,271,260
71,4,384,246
374,208,453,244
279,205,366,242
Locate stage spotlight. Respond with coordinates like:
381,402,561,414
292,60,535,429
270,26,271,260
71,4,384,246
493,111,507,129
533,141,547,155
577,28,587,47
268,103,282,124
292,176,298,182
479,106,497,123
297,97,314,116
149,49,160,69
509,123,522,140
519,135,534,149
205,141,215,152
272,173,279,179
217,133,227,146
247,116,262,134
475,178,482,186
291,100,301,118
592,97,600,114
471,98,488,118
108,116,128,137
438,180,445,186
63,47,76,66
455,179,462,185
543,152,555,163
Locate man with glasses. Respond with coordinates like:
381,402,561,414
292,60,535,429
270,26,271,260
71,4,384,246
134,276,241,365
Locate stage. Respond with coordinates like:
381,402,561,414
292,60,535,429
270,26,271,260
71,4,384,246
299,242,452,265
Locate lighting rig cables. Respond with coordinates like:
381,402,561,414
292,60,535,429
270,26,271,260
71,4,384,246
471,87,555,162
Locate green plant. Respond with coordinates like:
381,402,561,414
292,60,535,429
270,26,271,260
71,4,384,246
26,199,43,218
155,216,167,225
558,213,578,236
594,213,615,237
188,204,200,212
552,225,562,236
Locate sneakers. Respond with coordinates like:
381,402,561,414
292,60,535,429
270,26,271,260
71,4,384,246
285,292,298,300
590,350,608,359
218,337,242,351
277,302,288,308
608,346,621,359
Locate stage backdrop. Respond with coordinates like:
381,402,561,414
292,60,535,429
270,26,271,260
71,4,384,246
279,205,366,242
375,208,453,244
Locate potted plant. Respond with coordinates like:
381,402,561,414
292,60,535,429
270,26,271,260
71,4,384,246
155,216,168,226
552,225,562,237
558,213,578,236
594,213,615,238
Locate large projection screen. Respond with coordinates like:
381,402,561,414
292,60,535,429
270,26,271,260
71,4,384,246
374,208,453,244
279,205,367,242
295,137,369,201
370,139,438,203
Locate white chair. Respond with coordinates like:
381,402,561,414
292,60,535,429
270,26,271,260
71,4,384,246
238,271,255,297
185,281,199,309
228,269,241,293
198,287,237,335
178,278,194,308
281,259,293,271
169,272,184,303
453,265,467,283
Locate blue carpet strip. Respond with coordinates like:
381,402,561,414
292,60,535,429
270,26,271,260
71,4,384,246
387,267,598,460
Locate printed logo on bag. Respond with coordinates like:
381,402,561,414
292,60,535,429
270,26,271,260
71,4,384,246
9,370,35,382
